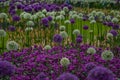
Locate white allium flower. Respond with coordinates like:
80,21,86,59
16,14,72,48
31,14,38,20
42,9,47,14
101,50,114,61
25,27,33,31
63,7,69,12
23,13,32,20
44,45,51,50
60,26,66,31
60,11,65,15
87,47,96,54
64,20,70,24
60,31,68,39
90,20,96,24
0,13,8,19
79,13,83,17
105,15,111,21
73,29,80,35
0,29,6,37
107,33,113,39
60,57,70,67
112,17,119,23
26,21,35,27
6,41,19,51
89,16,95,21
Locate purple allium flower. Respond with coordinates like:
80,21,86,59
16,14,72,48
112,24,119,29
76,35,82,43
57,73,79,80
107,22,114,27
36,72,48,80
87,66,115,80
70,18,75,24
53,34,63,43
85,62,96,72
110,30,118,37
0,61,15,78
47,16,53,21
83,25,89,30
8,26,16,32
12,15,20,21
41,18,49,25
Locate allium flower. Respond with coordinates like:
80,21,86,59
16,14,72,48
60,57,70,67
42,9,47,14
0,13,8,19
0,61,15,78
64,20,70,24
12,15,20,21
70,18,75,24
87,47,96,54
73,29,80,35
107,33,113,39
25,27,33,31
6,41,19,51
76,35,82,43
0,29,6,37
8,26,16,32
44,45,51,50
112,17,119,23
90,20,96,24
57,73,79,80
60,31,68,39
47,16,53,21
36,72,48,80
87,66,115,80
23,13,32,20
53,34,63,43
41,18,49,25
59,26,66,31
63,7,69,12
85,62,96,72
101,50,114,61
83,25,89,30
110,30,118,37
26,21,35,27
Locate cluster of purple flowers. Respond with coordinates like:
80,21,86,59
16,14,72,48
0,44,120,80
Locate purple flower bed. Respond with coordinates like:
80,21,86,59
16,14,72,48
0,44,120,80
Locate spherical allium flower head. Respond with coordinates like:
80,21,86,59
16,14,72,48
26,21,35,27
8,26,16,32
63,7,69,12
64,20,70,24
41,17,49,25
107,33,113,39
23,13,32,20
70,18,75,24
0,13,8,19
6,41,19,51
87,66,115,80
57,73,79,80
44,45,51,50
36,72,48,80
60,31,68,39
101,50,114,61
87,47,96,54
0,29,6,37
0,60,15,78
59,26,66,31
90,20,96,24
112,17,119,23
73,29,80,35
110,30,118,37
42,9,47,14
76,37,82,43
85,62,96,72
12,15,20,21
83,25,89,30
53,34,63,43
112,24,119,29
47,16,53,21
60,57,70,67
25,27,33,31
